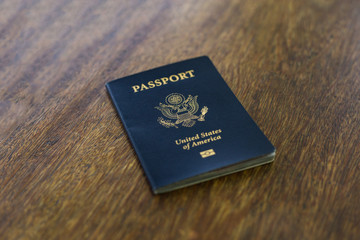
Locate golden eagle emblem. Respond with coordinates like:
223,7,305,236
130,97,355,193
155,93,208,128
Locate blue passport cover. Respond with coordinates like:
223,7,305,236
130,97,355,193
106,56,275,194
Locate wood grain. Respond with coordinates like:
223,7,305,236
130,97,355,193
0,0,359,239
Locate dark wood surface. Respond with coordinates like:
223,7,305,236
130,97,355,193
1,0,359,239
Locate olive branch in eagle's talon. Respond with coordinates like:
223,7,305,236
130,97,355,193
157,117,178,128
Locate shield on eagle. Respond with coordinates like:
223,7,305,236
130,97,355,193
155,93,208,128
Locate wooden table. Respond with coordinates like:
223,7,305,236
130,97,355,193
1,0,359,239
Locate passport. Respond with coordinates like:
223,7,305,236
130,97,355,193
106,56,275,194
